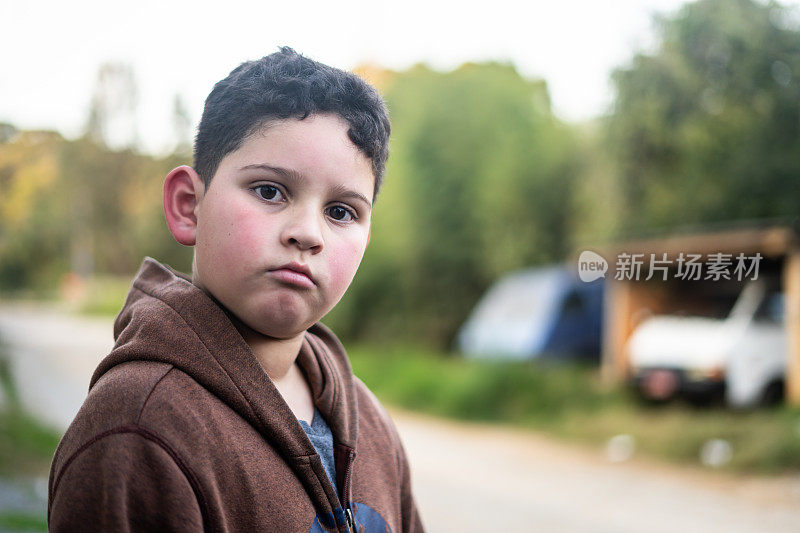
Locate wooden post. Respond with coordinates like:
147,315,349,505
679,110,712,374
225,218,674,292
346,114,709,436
783,248,800,406
601,279,634,385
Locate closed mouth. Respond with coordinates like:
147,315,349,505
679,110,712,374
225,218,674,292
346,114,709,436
270,262,315,287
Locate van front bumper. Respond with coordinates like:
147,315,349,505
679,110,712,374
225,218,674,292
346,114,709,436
633,367,726,403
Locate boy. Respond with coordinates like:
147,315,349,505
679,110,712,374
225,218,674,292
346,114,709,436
48,47,424,533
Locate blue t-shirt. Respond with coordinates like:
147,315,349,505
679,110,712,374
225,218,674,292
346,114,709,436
298,408,337,491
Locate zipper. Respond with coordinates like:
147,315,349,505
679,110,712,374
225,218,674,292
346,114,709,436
341,449,356,533
344,507,355,533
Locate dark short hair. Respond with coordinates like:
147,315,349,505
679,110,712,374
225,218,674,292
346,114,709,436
194,47,391,200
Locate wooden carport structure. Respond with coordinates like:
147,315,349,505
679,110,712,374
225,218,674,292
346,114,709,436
595,223,800,406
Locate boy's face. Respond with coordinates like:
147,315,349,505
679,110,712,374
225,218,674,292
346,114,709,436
191,114,374,339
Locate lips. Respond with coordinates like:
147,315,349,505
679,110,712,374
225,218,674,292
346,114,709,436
269,262,315,288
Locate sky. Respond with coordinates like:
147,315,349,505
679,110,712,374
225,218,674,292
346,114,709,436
2,0,797,154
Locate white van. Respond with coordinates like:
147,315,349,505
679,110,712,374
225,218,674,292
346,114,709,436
627,280,786,408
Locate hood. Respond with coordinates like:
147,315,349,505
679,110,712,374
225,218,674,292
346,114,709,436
627,315,740,370
90,257,359,515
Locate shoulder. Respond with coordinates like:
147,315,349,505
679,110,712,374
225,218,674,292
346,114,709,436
49,361,219,519
56,358,237,449
352,377,406,455
354,376,391,423
51,360,220,483
60,360,176,442
48,404,206,530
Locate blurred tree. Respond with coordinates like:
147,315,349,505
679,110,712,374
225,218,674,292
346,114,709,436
0,123,190,293
0,65,192,293
171,94,193,157
64,62,141,277
607,0,800,234
569,120,625,248
60,138,191,277
85,63,139,151
0,130,71,290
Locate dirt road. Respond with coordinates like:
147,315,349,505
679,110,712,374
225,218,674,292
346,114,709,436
1,303,799,532
394,410,800,532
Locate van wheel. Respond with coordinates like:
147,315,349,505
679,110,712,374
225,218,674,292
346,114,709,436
760,380,784,407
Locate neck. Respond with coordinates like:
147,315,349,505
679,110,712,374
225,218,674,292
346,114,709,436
233,321,305,380
215,305,304,380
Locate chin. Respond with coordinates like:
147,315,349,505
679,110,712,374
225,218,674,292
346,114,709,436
256,324,308,340
246,307,318,340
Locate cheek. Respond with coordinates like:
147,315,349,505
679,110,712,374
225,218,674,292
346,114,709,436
228,209,267,260
200,200,265,270
327,237,367,293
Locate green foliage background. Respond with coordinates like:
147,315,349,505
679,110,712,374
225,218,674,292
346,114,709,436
2,0,800,348
606,0,800,232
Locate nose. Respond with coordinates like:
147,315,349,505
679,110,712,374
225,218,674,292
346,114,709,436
280,204,324,253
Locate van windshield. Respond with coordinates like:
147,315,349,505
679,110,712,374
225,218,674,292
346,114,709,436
673,293,739,319
754,293,784,323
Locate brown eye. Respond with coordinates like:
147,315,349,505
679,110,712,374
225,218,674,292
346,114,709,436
254,185,283,201
326,205,355,222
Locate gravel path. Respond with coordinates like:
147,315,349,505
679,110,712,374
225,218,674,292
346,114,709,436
1,302,800,532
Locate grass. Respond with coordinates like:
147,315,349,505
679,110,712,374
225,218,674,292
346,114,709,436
0,511,48,532
0,274,133,318
0,408,61,478
74,275,132,317
348,345,800,475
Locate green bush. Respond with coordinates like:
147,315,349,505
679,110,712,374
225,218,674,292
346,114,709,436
349,345,800,474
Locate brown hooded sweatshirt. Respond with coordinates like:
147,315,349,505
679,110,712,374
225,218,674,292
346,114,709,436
48,258,424,533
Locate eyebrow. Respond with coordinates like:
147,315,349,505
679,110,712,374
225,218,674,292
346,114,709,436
240,163,304,181
330,184,373,209
239,163,372,208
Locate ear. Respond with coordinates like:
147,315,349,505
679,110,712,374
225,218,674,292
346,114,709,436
163,165,205,246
